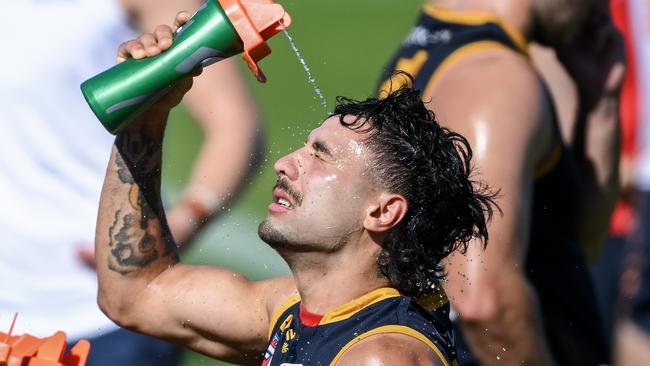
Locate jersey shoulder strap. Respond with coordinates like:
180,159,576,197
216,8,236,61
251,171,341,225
379,5,528,97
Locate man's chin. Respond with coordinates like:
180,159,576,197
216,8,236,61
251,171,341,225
257,219,318,253
258,219,292,248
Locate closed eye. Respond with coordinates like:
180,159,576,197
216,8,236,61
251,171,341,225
311,140,334,159
304,138,335,163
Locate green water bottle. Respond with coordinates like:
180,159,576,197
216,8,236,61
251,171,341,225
81,0,291,134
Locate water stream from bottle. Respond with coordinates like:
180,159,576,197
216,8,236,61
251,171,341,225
281,29,328,111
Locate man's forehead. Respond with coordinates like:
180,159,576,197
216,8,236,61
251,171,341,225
305,116,370,158
308,115,370,139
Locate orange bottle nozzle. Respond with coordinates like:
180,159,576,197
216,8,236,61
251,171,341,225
218,0,292,82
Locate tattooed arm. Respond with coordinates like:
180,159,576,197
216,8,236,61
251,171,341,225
95,17,296,365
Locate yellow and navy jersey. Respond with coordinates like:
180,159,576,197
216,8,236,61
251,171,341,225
378,6,528,98
262,287,457,366
379,5,609,366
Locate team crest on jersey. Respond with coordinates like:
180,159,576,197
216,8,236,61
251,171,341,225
262,314,294,366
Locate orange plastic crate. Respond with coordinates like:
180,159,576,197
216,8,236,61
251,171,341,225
0,314,89,366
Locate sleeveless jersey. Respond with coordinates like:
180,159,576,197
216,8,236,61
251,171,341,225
379,6,609,365
263,287,457,366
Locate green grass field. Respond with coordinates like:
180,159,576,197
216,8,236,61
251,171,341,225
161,1,424,364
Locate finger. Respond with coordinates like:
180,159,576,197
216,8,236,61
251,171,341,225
116,41,130,63
154,25,174,50
173,11,192,32
139,33,163,57
116,39,146,62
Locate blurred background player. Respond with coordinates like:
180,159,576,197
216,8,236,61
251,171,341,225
588,0,642,345
613,0,650,364
532,0,645,350
0,1,262,365
379,0,624,364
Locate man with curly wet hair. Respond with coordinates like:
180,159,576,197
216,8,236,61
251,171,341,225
95,20,495,366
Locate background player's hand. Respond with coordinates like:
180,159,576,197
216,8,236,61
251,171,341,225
77,244,97,270
117,11,201,138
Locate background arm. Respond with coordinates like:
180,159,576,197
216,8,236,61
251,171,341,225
430,52,555,365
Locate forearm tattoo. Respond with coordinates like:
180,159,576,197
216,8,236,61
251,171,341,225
107,134,178,275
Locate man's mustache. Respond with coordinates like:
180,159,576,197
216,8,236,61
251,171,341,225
275,178,303,207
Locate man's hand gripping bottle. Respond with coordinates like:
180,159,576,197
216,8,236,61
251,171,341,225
80,0,291,134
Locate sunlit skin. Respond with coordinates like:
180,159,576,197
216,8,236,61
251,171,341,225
263,117,375,251
259,116,400,314
93,17,445,364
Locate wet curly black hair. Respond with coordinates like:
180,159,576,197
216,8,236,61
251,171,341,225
333,78,497,297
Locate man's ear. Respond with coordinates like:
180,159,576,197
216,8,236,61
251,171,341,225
363,193,408,233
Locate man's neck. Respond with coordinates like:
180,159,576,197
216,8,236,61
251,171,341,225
282,239,391,316
428,0,532,42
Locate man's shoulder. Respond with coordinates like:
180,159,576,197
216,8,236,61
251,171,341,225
437,48,542,104
430,47,552,138
331,295,453,365
334,332,448,366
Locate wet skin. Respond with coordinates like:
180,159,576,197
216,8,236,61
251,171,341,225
261,116,378,253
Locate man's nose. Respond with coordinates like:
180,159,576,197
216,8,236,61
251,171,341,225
273,149,301,180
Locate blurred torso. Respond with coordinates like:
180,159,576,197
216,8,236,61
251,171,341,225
0,0,136,339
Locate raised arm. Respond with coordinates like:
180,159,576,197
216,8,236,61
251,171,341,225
95,25,295,365
122,0,264,246
430,52,555,365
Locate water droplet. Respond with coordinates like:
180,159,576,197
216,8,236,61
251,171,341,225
324,174,337,182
